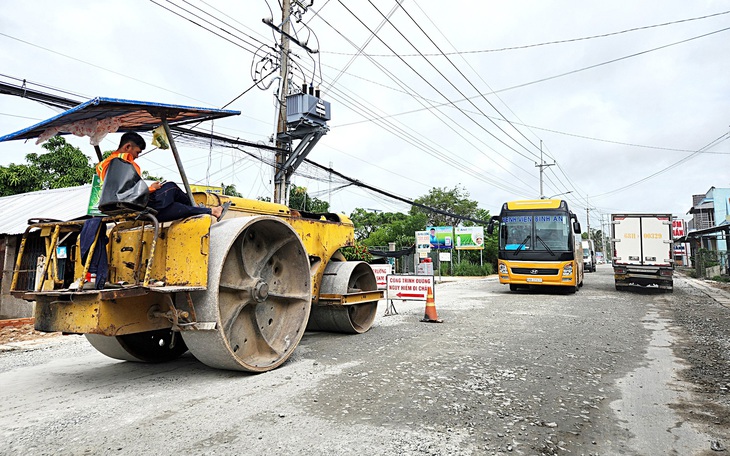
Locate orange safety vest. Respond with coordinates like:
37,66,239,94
96,151,141,181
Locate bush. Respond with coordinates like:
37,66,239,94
455,262,493,276
340,242,372,262
711,275,730,283
699,248,720,268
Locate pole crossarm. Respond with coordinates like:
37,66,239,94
262,18,319,54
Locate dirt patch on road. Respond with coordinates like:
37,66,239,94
0,324,61,345
661,279,730,448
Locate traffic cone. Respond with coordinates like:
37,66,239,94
420,287,443,323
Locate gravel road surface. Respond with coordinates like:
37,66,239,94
0,265,727,455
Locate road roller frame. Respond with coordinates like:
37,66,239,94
2,97,383,372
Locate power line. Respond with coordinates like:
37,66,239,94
322,9,730,57
503,120,730,154
304,158,490,225
356,1,543,164
287,16,537,195
149,0,268,55
327,2,540,191
393,1,545,159
288,50,537,196
180,0,271,48
0,32,214,106
592,130,730,199
330,25,730,129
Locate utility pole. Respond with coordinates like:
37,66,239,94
328,160,332,206
535,141,554,198
599,213,604,253
584,196,595,239
273,0,291,205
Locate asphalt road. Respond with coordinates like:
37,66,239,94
0,265,728,455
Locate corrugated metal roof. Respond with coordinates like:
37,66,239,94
0,97,240,143
0,185,92,235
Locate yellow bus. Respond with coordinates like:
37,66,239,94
488,199,584,292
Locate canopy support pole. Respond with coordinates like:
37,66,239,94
93,145,103,162
162,118,195,205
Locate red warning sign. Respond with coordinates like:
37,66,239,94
370,264,392,289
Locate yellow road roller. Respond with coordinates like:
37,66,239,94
1,97,382,372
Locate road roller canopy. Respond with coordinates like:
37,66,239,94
0,97,240,144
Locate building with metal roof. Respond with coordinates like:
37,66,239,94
0,185,92,236
0,185,92,319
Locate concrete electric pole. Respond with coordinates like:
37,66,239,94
535,141,554,199
273,0,291,205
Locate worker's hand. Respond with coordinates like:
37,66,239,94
150,181,164,191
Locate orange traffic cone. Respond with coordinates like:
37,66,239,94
420,287,443,323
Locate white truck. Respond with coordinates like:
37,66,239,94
610,214,674,291
582,239,596,272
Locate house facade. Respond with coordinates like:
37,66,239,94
687,187,730,252
684,186,730,276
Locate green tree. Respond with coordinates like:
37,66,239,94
0,137,94,196
581,229,604,252
222,183,242,197
350,208,381,240
0,163,42,196
289,185,329,213
350,209,418,242
410,185,479,226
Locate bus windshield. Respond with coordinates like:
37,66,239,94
501,211,571,252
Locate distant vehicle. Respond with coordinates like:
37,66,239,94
582,239,596,272
488,199,584,293
611,214,673,292
596,251,605,264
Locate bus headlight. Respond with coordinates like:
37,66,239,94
562,263,573,276
499,263,508,274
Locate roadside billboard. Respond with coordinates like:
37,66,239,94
426,226,453,250
454,226,484,250
415,230,431,257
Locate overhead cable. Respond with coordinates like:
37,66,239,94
322,9,730,57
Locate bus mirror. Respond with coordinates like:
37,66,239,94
573,221,582,233
487,217,497,235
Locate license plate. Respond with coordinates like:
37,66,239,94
526,277,542,283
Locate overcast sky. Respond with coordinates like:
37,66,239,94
1,0,729,232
